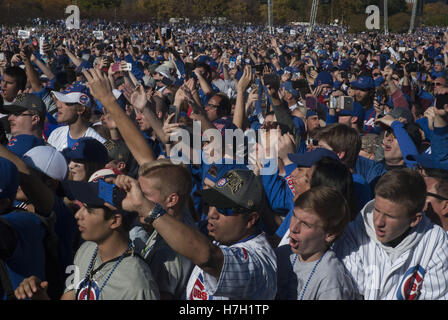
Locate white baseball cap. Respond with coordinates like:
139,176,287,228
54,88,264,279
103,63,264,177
22,146,68,181
51,83,92,108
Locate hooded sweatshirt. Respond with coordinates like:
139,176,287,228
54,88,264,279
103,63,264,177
333,199,448,300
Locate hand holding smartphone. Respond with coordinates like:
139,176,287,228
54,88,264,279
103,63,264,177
98,180,127,209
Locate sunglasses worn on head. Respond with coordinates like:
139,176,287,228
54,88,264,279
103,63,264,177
385,129,395,139
427,192,448,201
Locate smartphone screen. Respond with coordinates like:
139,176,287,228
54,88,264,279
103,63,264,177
436,94,448,110
112,63,120,73
306,96,317,110
340,96,354,111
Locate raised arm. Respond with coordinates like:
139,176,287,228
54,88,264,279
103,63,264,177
116,175,224,280
83,69,155,165
20,47,43,92
233,65,253,129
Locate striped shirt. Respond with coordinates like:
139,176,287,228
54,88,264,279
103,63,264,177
333,200,448,300
186,233,277,300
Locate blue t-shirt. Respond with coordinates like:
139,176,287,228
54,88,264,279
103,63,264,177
1,212,46,300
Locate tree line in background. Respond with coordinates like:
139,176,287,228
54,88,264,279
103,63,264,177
0,0,448,33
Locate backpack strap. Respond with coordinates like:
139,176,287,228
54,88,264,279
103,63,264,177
0,259,16,300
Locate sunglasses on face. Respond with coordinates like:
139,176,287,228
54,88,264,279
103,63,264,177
427,192,448,201
372,73,381,77
216,206,252,216
205,103,219,109
434,82,443,87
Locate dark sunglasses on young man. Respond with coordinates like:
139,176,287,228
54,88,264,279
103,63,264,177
426,192,448,201
216,206,252,216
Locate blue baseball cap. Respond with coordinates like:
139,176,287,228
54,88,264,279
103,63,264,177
62,138,109,166
314,71,334,87
61,180,136,221
338,59,351,71
350,76,375,90
280,81,299,99
7,135,45,158
306,109,317,118
0,157,19,199
288,148,339,168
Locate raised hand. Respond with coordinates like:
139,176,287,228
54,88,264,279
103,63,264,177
83,68,114,102
114,175,153,217
130,84,148,112
237,64,253,93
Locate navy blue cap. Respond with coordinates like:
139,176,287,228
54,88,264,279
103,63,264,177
338,59,351,71
288,148,339,168
314,71,334,87
280,81,299,98
61,180,136,220
62,138,109,166
306,109,317,118
0,157,19,199
7,135,45,158
350,76,375,90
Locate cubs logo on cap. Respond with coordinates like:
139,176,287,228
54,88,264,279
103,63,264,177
216,177,227,188
79,94,89,106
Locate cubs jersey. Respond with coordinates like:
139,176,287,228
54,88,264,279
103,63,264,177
186,233,277,300
333,200,448,300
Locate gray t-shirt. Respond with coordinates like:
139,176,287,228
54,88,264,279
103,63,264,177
137,207,195,299
67,241,160,300
275,245,358,300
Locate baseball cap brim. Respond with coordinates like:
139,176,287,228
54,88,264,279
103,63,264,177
288,148,339,168
3,105,29,114
199,188,242,209
61,180,106,207
61,180,136,220
51,91,91,107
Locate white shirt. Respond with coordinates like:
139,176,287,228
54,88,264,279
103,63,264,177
47,125,106,151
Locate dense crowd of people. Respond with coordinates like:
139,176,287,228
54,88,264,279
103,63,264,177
1,18,448,300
